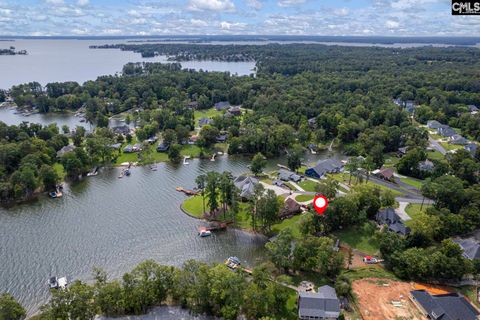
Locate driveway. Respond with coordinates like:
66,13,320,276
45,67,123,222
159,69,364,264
429,136,446,155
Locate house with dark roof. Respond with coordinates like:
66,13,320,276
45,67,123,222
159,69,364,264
198,117,211,127
132,144,142,152
438,125,456,137
449,134,468,145
272,179,285,187
305,159,344,179
427,120,443,130
298,285,341,320
112,125,130,135
411,290,479,320
468,105,479,114
397,147,408,157
214,101,231,111
453,238,480,260
123,145,133,153
376,208,411,235
278,169,302,182
110,143,122,150
57,145,76,158
418,159,435,172
234,176,259,199
146,136,158,144
156,141,170,152
465,143,478,157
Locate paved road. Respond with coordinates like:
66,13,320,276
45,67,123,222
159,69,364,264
429,136,447,155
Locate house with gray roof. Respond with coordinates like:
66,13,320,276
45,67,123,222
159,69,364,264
214,101,230,111
308,117,317,129
465,143,478,157
376,208,410,235
453,238,480,260
278,169,302,182
437,125,456,137
234,176,259,199
298,285,340,320
305,159,344,179
198,117,211,127
112,125,130,135
418,159,435,172
427,120,443,130
449,134,468,145
411,290,479,320
469,105,479,114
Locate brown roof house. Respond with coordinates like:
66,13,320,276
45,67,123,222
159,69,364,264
279,198,302,219
374,167,394,181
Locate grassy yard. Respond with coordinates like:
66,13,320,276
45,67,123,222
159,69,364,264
341,266,399,282
271,214,305,239
298,179,318,192
335,224,380,255
440,141,463,152
53,163,66,180
427,149,445,161
295,194,314,202
114,143,203,165
329,173,403,197
405,203,431,227
383,154,400,168
399,176,424,189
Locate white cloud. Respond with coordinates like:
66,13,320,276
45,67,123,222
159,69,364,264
220,21,247,30
45,0,64,5
333,8,349,16
278,0,305,7
190,19,208,27
188,0,235,12
385,20,400,29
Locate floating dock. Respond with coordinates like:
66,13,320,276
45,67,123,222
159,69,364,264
176,187,198,196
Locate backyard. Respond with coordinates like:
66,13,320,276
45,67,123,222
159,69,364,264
335,223,380,255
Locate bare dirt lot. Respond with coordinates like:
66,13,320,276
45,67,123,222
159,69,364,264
352,278,425,320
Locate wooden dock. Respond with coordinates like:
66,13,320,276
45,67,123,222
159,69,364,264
197,221,232,232
176,187,198,196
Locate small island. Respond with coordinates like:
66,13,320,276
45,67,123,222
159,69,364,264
0,46,27,55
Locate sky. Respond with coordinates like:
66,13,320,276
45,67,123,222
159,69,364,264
0,0,479,36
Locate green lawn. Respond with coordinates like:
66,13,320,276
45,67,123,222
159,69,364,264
383,154,400,168
114,143,203,165
298,179,318,192
399,176,424,189
271,214,305,239
440,141,463,152
53,163,66,180
335,224,380,255
181,195,207,218
295,194,314,202
405,203,431,227
329,173,403,197
427,149,445,161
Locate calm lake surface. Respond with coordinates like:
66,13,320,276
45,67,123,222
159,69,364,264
0,39,256,89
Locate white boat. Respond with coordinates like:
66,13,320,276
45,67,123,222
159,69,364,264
199,230,212,237
183,156,191,165
48,276,68,290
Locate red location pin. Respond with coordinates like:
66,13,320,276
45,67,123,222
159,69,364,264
313,195,328,215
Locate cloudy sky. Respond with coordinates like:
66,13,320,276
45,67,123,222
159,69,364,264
0,0,479,36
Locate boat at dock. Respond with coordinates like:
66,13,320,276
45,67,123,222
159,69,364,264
48,276,68,290
225,256,241,270
86,167,98,177
198,229,212,237
125,169,131,176
183,155,190,165
49,187,63,198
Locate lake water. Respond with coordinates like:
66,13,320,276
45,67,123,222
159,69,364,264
0,39,256,89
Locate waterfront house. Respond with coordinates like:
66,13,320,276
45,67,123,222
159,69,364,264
132,144,142,152
278,169,302,182
198,117,211,127
305,159,344,179
298,285,341,320
452,238,480,260
449,134,468,145
468,104,479,114
156,141,170,152
418,159,435,172
279,198,302,219
411,290,479,320
427,120,442,130
56,145,76,158
376,208,410,235
465,143,478,156
214,101,231,111
437,125,456,137
234,176,259,199
123,145,133,153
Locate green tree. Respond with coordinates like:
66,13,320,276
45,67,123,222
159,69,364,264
206,172,220,214
195,174,207,215
39,164,58,190
315,179,339,200
0,293,26,320
167,144,182,163
250,152,266,176
265,229,293,273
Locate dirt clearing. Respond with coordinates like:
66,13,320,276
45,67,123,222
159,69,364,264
352,278,424,320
